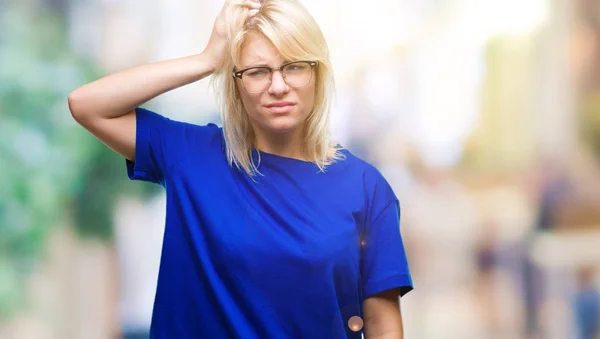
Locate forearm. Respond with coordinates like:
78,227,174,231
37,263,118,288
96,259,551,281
68,52,215,120
363,288,404,339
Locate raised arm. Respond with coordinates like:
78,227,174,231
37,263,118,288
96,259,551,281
67,0,262,161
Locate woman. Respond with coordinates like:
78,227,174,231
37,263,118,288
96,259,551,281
68,0,413,338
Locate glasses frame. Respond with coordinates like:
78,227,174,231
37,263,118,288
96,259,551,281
232,60,318,94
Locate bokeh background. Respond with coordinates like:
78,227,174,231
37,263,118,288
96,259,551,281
2,0,600,338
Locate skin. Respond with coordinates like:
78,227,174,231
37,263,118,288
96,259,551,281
67,0,262,161
362,288,405,339
235,32,315,160
69,0,405,336
234,13,405,339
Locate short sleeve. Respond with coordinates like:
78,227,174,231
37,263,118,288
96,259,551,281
360,171,413,299
125,107,191,186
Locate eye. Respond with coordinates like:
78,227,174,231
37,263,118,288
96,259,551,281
246,68,269,78
286,63,308,71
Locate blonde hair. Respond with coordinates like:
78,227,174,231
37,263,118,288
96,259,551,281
212,0,344,176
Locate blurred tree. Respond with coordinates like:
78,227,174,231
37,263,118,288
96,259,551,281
0,3,158,318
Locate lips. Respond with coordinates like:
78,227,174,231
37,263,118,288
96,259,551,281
265,101,295,108
264,101,296,114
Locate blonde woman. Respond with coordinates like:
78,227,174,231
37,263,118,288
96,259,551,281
68,0,413,338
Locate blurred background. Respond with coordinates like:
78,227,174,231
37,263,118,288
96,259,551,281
1,0,600,338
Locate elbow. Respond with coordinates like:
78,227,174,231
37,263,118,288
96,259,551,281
67,89,89,124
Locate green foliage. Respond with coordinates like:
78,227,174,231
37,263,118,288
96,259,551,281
0,4,158,318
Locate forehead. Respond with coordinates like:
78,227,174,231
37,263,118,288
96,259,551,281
239,33,284,68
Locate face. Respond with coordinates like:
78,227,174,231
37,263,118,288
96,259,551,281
235,33,316,137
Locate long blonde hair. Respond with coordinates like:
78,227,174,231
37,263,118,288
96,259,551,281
211,0,344,176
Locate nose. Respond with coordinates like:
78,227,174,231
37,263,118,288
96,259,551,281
267,70,290,96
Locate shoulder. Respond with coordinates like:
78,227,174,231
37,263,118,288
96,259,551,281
333,147,396,199
335,148,388,185
335,149,399,226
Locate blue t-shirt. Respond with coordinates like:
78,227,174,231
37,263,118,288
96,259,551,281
126,107,413,338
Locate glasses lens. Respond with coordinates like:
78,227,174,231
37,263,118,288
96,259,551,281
242,67,271,93
240,62,315,93
282,62,313,88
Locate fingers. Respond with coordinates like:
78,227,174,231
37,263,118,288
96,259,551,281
221,0,261,18
243,0,261,9
228,0,260,9
243,0,261,17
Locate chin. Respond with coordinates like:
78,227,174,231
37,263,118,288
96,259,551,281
265,116,302,134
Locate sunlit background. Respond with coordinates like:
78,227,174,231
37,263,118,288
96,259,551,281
2,0,600,338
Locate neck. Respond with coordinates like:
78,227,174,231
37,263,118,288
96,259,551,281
253,126,306,161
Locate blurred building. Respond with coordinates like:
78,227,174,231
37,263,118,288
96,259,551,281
2,0,600,338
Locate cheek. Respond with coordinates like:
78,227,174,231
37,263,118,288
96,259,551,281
238,89,261,116
299,87,316,113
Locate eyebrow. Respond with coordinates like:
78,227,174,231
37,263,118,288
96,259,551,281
241,63,271,69
240,60,293,69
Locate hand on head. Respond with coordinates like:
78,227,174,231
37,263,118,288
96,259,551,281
203,0,263,70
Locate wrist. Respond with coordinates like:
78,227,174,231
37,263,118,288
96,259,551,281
183,52,217,81
198,48,222,74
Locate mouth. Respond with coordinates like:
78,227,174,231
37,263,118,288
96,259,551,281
264,101,296,114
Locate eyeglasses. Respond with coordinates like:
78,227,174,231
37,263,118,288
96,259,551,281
232,60,318,94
